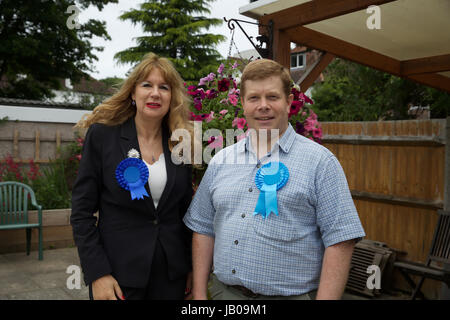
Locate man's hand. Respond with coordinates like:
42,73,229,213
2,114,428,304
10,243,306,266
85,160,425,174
92,274,125,300
184,271,193,300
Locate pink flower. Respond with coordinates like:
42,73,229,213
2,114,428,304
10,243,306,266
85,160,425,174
304,117,318,131
208,135,223,149
205,111,214,123
76,137,84,147
288,100,304,117
76,154,82,161
219,109,228,115
228,94,238,106
299,92,314,104
199,73,215,86
217,63,225,74
232,117,247,130
231,61,238,69
312,127,322,139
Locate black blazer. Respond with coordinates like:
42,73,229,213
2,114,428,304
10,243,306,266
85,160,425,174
70,117,193,287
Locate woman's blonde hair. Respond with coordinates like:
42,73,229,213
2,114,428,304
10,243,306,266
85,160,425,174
76,52,194,152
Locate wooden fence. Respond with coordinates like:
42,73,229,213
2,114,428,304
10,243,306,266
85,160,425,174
321,119,448,298
0,121,83,164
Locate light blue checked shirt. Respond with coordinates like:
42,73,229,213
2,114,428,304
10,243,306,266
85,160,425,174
183,124,365,296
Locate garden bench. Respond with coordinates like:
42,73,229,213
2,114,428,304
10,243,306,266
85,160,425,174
394,209,450,299
0,181,43,260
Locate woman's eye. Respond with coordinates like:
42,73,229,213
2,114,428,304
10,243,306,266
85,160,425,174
161,86,170,90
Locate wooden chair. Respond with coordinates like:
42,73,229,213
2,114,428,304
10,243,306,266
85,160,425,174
0,181,43,260
394,209,450,299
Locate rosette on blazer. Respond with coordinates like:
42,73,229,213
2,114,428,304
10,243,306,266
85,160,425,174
115,149,149,200
254,162,289,219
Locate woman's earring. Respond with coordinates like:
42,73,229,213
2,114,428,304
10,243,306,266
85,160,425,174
132,100,136,106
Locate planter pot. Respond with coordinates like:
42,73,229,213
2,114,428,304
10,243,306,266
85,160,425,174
0,208,75,254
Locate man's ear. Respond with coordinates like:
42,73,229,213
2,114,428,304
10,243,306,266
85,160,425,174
286,93,294,112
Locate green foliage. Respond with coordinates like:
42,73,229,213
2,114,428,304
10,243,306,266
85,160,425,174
115,0,226,81
100,77,124,90
0,136,83,209
0,0,118,100
311,58,450,121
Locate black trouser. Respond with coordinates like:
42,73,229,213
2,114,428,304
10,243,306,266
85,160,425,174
89,239,186,300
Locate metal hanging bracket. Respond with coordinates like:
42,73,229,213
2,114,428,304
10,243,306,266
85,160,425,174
224,17,273,59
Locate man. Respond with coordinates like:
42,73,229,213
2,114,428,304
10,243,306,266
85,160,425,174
183,59,365,300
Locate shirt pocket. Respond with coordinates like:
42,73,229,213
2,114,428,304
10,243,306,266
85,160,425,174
251,214,303,242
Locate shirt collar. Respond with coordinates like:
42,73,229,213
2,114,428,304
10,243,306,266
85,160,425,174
241,123,296,154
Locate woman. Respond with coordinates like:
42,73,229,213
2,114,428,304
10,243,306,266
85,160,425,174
71,53,194,300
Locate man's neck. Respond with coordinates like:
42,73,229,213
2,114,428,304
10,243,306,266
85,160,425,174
250,125,288,159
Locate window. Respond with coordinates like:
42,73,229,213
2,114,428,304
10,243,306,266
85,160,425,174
290,53,305,69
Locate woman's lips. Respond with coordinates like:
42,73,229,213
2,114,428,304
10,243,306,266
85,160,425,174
146,103,161,109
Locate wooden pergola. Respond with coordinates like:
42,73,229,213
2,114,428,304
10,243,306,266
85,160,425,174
239,0,450,93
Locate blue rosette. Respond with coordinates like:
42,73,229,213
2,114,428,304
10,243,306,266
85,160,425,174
115,158,149,200
254,162,289,219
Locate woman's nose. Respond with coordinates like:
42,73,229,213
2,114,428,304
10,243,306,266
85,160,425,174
150,87,160,97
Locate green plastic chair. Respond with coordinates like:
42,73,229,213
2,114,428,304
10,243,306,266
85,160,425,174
0,181,43,260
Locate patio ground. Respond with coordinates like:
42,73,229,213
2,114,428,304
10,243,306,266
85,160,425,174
0,247,411,300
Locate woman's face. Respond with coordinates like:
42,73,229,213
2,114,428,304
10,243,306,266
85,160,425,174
132,67,171,122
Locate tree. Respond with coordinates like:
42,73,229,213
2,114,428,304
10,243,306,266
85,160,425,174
311,58,450,121
115,0,225,81
0,0,118,100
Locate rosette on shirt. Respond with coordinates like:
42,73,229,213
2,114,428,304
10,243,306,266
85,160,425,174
254,162,289,219
115,149,149,200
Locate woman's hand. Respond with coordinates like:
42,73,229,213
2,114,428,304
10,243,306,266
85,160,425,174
184,271,193,300
92,274,125,300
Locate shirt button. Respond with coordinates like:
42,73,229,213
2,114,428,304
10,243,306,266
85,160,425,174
256,163,261,168
241,214,246,218
234,240,239,245
248,187,252,192
232,269,236,274
153,219,158,225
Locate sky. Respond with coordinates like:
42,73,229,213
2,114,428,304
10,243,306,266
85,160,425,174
78,0,260,80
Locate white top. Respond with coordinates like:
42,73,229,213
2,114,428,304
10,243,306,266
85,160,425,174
144,153,167,209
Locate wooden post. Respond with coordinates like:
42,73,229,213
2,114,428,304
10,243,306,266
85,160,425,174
272,27,290,70
442,116,450,299
13,129,19,161
35,130,40,163
56,130,61,159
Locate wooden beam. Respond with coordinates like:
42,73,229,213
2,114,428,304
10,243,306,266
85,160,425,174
272,28,290,70
285,26,401,75
260,0,398,31
297,52,335,91
401,54,450,75
285,26,450,92
407,73,450,93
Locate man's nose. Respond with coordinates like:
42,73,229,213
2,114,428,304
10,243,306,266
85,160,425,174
257,98,270,110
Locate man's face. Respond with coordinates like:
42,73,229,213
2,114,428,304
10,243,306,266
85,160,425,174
241,76,293,136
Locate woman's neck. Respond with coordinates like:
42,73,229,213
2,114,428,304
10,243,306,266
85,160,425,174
134,115,163,142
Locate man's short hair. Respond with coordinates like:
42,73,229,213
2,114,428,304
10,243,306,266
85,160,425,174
240,59,293,101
